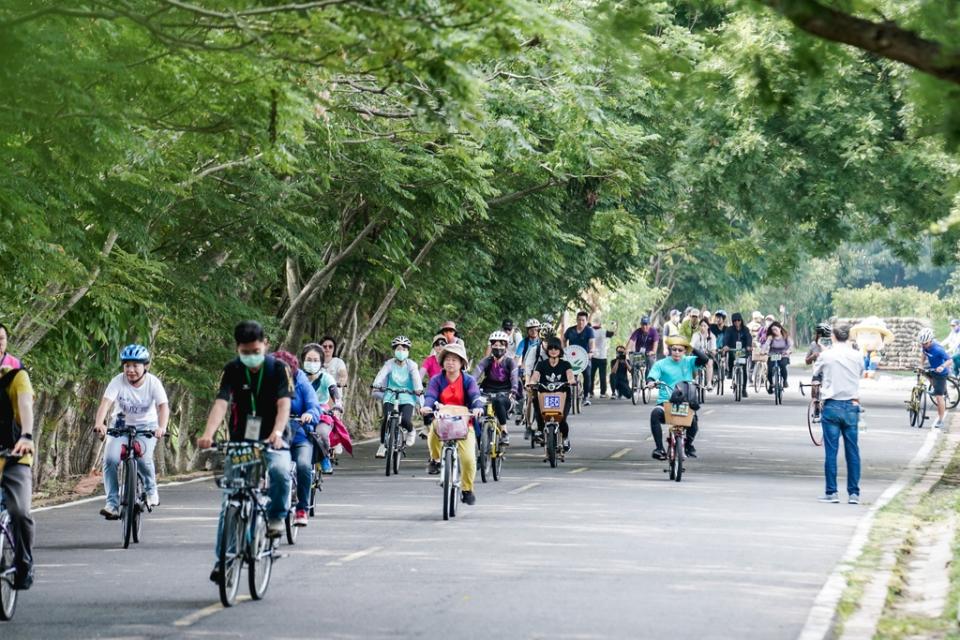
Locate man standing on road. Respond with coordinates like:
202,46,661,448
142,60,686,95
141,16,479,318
564,311,596,406
589,315,611,399
813,322,864,505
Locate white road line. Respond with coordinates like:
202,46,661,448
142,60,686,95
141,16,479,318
509,482,541,495
609,448,632,459
173,596,250,627
568,467,589,474
702,409,715,415
326,545,382,566
34,475,213,513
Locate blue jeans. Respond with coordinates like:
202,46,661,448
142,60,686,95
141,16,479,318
290,441,313,511
822,400,861,496
103,428,158,509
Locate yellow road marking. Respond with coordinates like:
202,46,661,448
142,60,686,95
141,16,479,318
568,467,589,474
326,545,382,566
508,482,541,495
173,596,250,627
609,448,632,459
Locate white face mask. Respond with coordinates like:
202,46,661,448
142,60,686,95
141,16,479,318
303,361,322,375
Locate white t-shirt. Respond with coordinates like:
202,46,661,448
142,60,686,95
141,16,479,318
104,373,169,426
322,357,348,385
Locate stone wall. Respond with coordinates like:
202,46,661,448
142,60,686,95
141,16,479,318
836,317,930,371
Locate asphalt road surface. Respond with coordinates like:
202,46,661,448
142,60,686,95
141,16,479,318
6,370,928,639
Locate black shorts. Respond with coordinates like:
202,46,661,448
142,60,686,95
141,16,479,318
930,373,948,397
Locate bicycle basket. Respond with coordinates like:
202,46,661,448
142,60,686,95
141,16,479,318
752,353,769,363
664,403,695,427
217,443,266,490
435,412,470,441
538,391,566,419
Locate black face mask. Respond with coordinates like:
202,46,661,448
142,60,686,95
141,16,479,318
491,347,506,358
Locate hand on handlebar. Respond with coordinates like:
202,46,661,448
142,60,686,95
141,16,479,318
198,435,214,450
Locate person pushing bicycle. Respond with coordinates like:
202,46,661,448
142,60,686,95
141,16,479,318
804,323,833,422
646,336,709,460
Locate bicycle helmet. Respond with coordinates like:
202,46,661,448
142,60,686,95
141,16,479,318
119,344,150,364
917,328,935,344
715,309,727,318
541,326,557,340
391,335,412,348
488,330,510,344
524,318,541,329
815,322,832,338
640,316,651,325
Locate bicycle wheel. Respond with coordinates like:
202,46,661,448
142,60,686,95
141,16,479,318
442,447,453,521
631,369,639,405
908,388,919,427
121,457,136,549
773,368,782,405
918,388,928,429
492,434,503,482
132,473,144,544
546,424,558,468
284,511,298,545
308,465,321,517
948,378,960,410
667,435,676,481
673,432,684,482
247,511,273,600
384,417,396,477
734,368,742,402
0,520,16,621
478,422,490,483
217,504,244,607
716,366,724,396
808,401,823,446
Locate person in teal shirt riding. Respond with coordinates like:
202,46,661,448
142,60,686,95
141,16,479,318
646,335,709,460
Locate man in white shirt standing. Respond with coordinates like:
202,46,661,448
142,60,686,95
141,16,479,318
94,344,169,519
942,318,960,375
812,323,864,505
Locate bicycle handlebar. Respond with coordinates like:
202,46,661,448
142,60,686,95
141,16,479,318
106,427,157,438
371,386,423,395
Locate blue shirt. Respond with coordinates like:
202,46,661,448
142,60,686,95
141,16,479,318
309,370,337,405
647,355,699,404
290,369,321,445
924,341,951,375
564,325,595,350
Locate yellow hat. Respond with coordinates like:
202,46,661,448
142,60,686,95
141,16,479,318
665,335,692,353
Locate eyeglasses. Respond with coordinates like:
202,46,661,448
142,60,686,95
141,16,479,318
321,344,334,349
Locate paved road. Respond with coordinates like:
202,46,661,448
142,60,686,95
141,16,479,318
6,371,929,639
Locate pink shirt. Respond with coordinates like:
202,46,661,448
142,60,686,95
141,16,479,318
422,354,442,380
1,353,21,369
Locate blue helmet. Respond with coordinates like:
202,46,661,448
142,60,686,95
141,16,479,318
120,344,150,364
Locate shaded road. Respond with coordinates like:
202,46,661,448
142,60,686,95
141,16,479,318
6,372,928,639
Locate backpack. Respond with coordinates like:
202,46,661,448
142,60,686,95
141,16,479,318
0,368,23,450
669,380,700,411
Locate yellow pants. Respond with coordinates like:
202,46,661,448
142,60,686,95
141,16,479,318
428,425,477,492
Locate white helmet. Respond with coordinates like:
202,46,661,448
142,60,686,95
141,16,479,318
488,330,510,344
524,318,541,329
917,328,935,344
391,335,412,348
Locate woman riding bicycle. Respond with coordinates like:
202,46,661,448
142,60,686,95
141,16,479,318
419,335,447,383
691,319,717,388
372,336,424,459
272,350,321,528
646,336,709,460
420,342,484,505
527,337,576,452
761,321,793,392
301,343,343,474
472,331,518,445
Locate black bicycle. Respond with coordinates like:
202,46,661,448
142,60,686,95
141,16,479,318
629,353,649,405
768,353,785,405
373,386,422,477
107,415,156,549
0,450,18,620
211,441,277,607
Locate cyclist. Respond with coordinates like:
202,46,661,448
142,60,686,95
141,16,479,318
918,327,950,428
272,350,321,527
757,313,776,344
761,321,793,391
661,309,681,356
942,319,960,375
528,336,576,452
627,316,659,373
710,310,727,350
0,323,21,369
301,343,343,474
93,344,168,518
691,318,717,387
610,345,633,399
421,342,484,505
439,321,466,351
0,346,35,590
318,336,349,398
473,331,518,445
564,311,596,406
646,335,709,460
678,308,700,341
372,336,424,458
502,318,521,356
722,312,753,397
198,320,293,543
420,334,447,381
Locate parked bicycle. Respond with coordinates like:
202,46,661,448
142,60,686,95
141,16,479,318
906,368,931,429
107,414,156,549
799,381,823,446
478,392,510,483
629,352,649,405
433,405,471,521
530,381,568,468
0,450,19,621
371,386,422,477
209,441,278,607
649,381,696,482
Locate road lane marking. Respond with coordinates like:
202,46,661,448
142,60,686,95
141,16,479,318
174,596,250,627
509,482,541,495
326,545,382,566
34,475,214,513
702,409,715,415
568,467,589,474
609,448,632,459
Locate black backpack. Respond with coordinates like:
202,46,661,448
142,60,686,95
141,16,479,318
0,368,23,450
669,380,701,411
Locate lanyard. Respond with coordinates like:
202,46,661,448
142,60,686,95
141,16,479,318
245,365,265,416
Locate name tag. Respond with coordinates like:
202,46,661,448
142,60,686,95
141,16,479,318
244,415,262,441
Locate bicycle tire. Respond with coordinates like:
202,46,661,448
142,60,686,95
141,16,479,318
384,417,396,478
673,432,684,482
478,422,490,483
734,368,742,402
546,424,558,468
121,457,136,549
717,367,724,396
948,378,960,410
773,367,782,406
0,520,16,621
132,473,144,544
918,388,928,429
442,447,453,521
450,450,459,519
807,401,823,446
284,512,298,545
247,511,273,600
492,442,502,481
308,465,320,517
218,504,244,607
667,435,676,481
908,387,919,427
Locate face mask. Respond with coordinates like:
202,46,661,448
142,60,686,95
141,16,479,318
492,347,506,358
394,350,408,362
240,353,265,368
303,361,322,375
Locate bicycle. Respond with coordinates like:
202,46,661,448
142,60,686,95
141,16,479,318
306,430,325,518
106,415,156,549
210,441,278,607
284,444,300,545
713,352,725,396
432,405,471,521
726,345,748,402
799,381,823,446
372,386,422,477
768,353,785,405
530,382,568,468
629,352,649,405
905,368,934,429
694,366,709,406
478,392,511,483
752,353,768,395
0,450,19,620
946,374,960,410
649,381,696,483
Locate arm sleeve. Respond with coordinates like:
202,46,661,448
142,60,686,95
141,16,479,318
371,362,391,400
103,376,121,402
423,376,439,409
509,360,519,393
410,362,424,406
303,378,321,424
276,363,294,399
472,357,489,381
215,367,233,402
152,377,169,406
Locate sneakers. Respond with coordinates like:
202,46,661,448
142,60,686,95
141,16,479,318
147,492,160,507
562,439,571,453
266,519,284,538
583,399,592,406
100,505,120,520
13,567,33,591
209,565,222,584
819,493,840,503
848,494,860,505
404,430,417,447
375,444,386,458
294,509,308,527
684,444,697,459
500,431,511,446
320,457,334,474
652,448,666,460
934,419,944,429
427,460,441,475
461,490,477,505
742,390,749,398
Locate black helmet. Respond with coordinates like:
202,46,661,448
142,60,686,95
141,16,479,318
815,323,832,338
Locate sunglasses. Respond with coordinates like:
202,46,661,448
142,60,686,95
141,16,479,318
321,344,334,349
669,347,686,353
